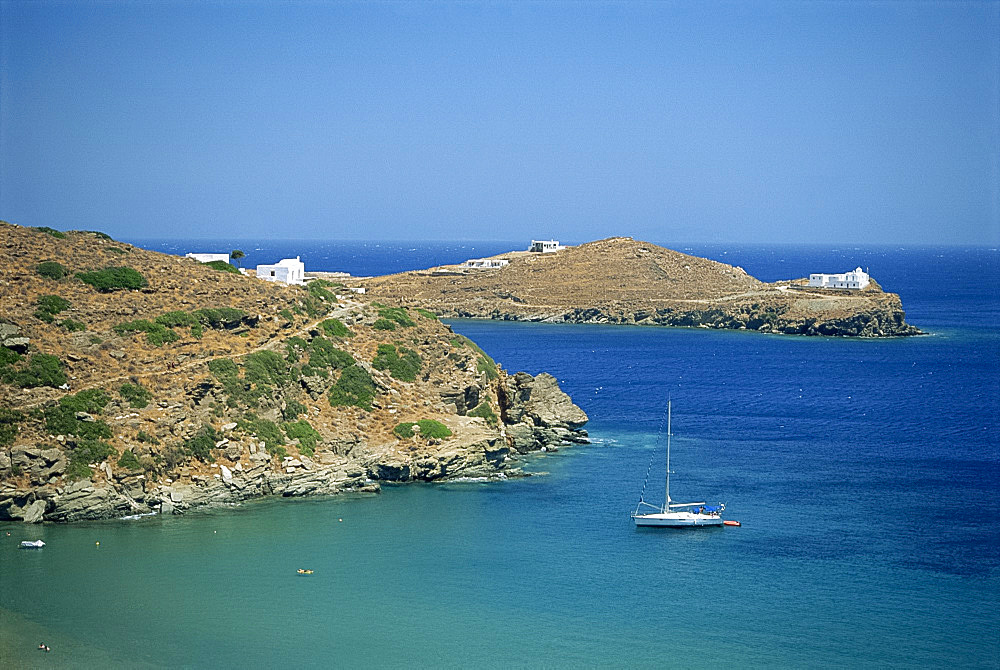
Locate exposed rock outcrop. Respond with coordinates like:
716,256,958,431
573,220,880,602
499,372,589,453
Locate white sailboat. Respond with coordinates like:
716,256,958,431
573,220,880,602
632,401,726,527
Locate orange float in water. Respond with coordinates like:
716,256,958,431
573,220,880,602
724,520,741,527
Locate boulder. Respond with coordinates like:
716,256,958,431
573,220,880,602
2,337,29,353
224,443,242,461
499,372,588,431
22,499,47,523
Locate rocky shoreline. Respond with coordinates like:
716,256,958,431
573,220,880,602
443,288,920,337
1,371,588,523
0,224,595,525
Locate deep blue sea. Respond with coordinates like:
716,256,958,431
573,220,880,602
2,242,997,668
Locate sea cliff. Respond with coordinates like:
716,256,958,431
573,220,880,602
0,223,587,522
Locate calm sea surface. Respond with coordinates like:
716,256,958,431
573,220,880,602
2,243,997,668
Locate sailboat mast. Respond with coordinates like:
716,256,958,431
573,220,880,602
665,400,671,513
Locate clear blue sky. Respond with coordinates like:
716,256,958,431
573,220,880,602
1,1,997,244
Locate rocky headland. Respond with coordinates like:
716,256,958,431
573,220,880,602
361,237,921,338
0,223,587,523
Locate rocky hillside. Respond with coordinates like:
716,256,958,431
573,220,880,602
360,237,921,337
0,223,587,523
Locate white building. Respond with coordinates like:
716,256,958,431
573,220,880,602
529,240,562,253
256,256,305,285
185,252,230,264
461,258,510,269
808,267,870,290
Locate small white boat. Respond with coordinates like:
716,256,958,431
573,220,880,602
632,401,726,528
20,540,45,549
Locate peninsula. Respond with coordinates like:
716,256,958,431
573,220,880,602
360,237,921,337
0,223,587,523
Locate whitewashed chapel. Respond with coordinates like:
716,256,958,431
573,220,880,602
256,257,305,285
808,267,870,290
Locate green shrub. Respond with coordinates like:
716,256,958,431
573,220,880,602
43,391,113,439
194,308,246,329
3,353,67,388
107,247,127,255
86,230,113,240
60,388,110,414
0,346,22,368
60,318,87,332
155,311,198,328
279,308,294,321
184,425,219,462
320,318,351,338
301,297,322,318
76,266,148,292
244,350,288,387
116,449,141,471
136,430,159,444
120,382,152,408
468,402,499,427
34,294,70,323
204,260,240,274
372,343,421,382
114,319,157,335
308,337,355,370
147,326,178,346
477,355,499,381
393,422,415,439
36,261,67,280
283,419,321,456
32,226,67,239
393,419,452,440
113,319,177,347
372,318,397,331
191,322,204,339
282,399,307,421
42,404,78,436
378,307,415,328
0,408,23,446
44,406,111,440
307,280,337,303
207,358,249,407
328,365,376,411
415,308,437,320
238,415,284,451
208,358,239,377
66,439,115,479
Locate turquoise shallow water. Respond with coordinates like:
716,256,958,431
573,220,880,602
2,245,998,668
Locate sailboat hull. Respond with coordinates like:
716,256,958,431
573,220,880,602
633,512,724,528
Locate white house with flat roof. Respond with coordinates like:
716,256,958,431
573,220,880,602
808,267,870,290
462,258,510,269
529,240,562,253
256,256,305,285
186,252,230,264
